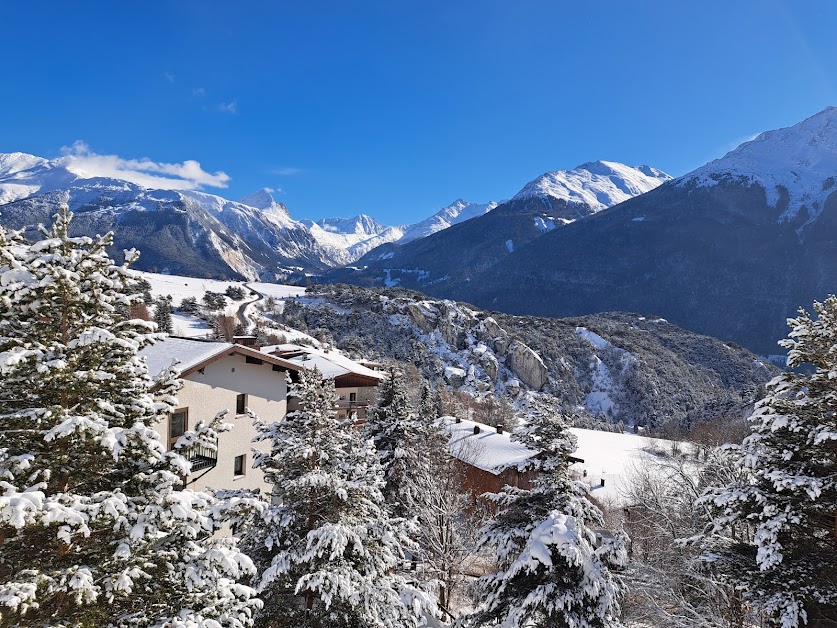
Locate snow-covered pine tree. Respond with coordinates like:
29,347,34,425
462,410,626,628
244,368,433,627
154,295,174,334
0,206,259,627
699,297,837,627
362,365,426,517
418,380,438,421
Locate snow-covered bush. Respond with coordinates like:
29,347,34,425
0,206,260,626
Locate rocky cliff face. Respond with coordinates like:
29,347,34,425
277,284,774,431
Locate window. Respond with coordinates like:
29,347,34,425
349,392,357,403
170,409,188,449
234,454,246,476
245,356,263,365
236,393,247,414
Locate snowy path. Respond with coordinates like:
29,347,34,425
237,283,264,332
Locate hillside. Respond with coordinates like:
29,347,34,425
277,283,773,431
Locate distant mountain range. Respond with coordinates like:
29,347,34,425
5,107,836,354
0,151,666,283
325,161,671,290
329,107,837,354
0,152,508,279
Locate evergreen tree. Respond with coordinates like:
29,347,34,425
179,296,199,315
0,207,259,626
154,295,174,334
243,368,433,627
363,366,425,517
418,380,437,421
700,297,837,627
462,410,626,628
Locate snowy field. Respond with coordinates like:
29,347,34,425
570,427,692,505
135,271,244,306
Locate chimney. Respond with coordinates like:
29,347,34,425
600,478,606,488
473,425,481,435
455,417,461,423
496,424,504,434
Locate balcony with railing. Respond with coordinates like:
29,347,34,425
186,437,218,472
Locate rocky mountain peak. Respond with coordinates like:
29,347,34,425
237,188,291,221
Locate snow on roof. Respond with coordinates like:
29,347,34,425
441,417,694,505
261,344,386,381
139,337,233,378
440,417,538,475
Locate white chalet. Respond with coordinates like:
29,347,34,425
140,336,302,495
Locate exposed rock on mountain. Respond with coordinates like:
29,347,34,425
277,284,773,431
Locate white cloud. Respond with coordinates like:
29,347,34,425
192,87,206,97
270,166,304,176
164,72,176,83
217,100,238,114
59,141,231,190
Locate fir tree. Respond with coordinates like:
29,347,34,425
462,410,626,628
363,366,425,517
154,295,174,334
0,207,260,627
700,297,837,627
418,380,437,421
242,368,433,627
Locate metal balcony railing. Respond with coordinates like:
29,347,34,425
187,437,218,472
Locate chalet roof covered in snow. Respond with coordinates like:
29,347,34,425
440,417,539,475
140,336,301,379
261,343,387,382
440,417,695,505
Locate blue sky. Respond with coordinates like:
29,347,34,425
2,1,837,223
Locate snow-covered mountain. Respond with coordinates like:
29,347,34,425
681,106,837,224
236,188,293,225
326,160,671,292
513,161,672,212
301,214,406,266
400,199,499,242
454,107,837,354
0,154,332,280
0,151,508,276
304,199,502,264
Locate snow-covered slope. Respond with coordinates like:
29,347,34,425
400,199,499,242
681,106,837,222
513,160,672,211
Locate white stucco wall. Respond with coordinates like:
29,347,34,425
153,352,289,495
